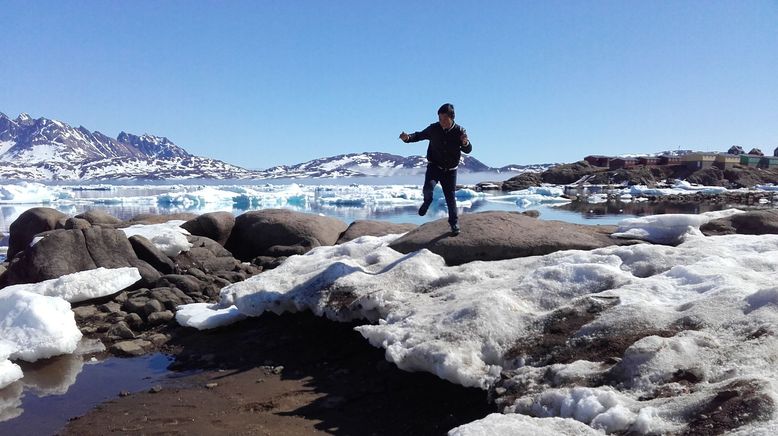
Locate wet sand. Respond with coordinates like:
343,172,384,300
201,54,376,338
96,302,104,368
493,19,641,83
62,312,493,435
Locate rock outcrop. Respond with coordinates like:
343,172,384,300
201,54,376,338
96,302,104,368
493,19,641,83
701,210,778,236
336,220,417,244
225,209,348,261
6,207,68,260
389,211,638,265
180,212,235,246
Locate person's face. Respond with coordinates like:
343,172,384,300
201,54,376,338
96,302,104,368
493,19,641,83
438,112,453,128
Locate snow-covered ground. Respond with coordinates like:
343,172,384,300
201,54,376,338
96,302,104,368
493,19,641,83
178,210,778,435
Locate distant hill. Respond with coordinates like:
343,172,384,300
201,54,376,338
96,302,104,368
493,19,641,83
0,112,550,180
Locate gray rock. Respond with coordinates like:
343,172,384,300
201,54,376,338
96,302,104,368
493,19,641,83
701,210,778,236
7,207,68,260
64,217,92,230
180,212,235,246
0,226,158,288
155,274,203,295
213,271,247,283
98,301,123,314
75,209,122,227
336,220,417,244
113,291,129,304
389,211,636,266
125,213,198,225
128,234,176,274
146,333,170,347
252,256,286,271
144,299,165,316
122,296,150,315
124,313,144,330
72,305,100,321
107,321,136,340
171,236,240,273
111,340,151,357
149,287,194,311
225,209,348,261
147,310,174,325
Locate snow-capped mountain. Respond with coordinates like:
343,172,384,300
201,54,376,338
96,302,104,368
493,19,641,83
0,112,547,180
0,112,257,180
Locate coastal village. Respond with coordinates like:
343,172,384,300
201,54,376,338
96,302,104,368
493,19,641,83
585,145,778,171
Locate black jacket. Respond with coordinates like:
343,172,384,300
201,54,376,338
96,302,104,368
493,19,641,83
407,122,473,169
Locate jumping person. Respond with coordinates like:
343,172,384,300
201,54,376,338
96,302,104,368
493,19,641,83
399,103,472,235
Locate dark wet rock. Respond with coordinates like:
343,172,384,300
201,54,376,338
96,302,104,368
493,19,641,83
124,212,199,225
0,226,158,288
107,321,136,340
64,217,92,230
6,207,68,260
172,235,240,273
213,271,247,283
389,211,638,266
124,313,144,330
336,220,417,244
155,274,203,295
701,210,778,236
180,212,235,246
225,209,348,261
144,299,165,315
111,339,152,357
75,209,123,227
684,378,775,435
185,267,209,281
501,172,542,191
128,234,176,274
148,287,194,311
252,255,286,271
147,310,175,325
122,295,151,316
98,301,123,314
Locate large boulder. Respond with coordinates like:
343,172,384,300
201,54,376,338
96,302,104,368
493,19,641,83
388,211,637,266
0,226,159,288
180,212,235,246
75,209,123,227
7,207,68,260
225,209,349,261
501,172,542,191
701,210,778,236
124,212,199,225
336,220,417,244
128,235,176,274
172,235,242,273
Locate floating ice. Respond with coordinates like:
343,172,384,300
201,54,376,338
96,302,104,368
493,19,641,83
489,186,571,208
1,267,141,303
119,220,192,256
0,182,56,204
0,289,82,362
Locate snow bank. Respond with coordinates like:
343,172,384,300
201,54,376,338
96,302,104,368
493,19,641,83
0,341,22,390
1,267,141,303
0,289,82,362
175,302,246,330
612,209,744,244
119,220,192,256
177,209,778,434
448,413,602,436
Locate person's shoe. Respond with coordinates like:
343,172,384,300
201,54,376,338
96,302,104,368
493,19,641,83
418,203,430,216
450,223,460,236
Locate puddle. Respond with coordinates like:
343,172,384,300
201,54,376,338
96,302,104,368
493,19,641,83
0,352,177,435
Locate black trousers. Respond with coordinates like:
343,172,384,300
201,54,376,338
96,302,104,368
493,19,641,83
422,164,458,225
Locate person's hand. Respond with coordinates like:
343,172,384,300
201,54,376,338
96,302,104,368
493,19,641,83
399,132,409,142
460,131,469,145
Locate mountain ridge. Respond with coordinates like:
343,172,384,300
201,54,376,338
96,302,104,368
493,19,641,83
0,112,549,180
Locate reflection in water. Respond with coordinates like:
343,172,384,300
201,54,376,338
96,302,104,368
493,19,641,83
0,353,172,434
555,199,766,219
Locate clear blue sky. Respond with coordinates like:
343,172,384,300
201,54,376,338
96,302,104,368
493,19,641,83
1,1,776,169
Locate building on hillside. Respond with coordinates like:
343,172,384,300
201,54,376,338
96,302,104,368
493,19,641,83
749,148,765,156
637,156,660,166
608,157,637,169
658,155,682,165
759,156,778,169
714,154,740,169
740,154,763,167
584,155,611,167
683,152,717,170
